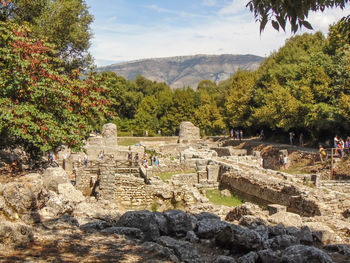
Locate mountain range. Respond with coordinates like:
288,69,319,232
97,54,264,89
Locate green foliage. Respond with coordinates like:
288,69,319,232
193,92,225,135
250,32,350,138
224,69,257,128
205,189,243,207
247,0,349,33
0,0,93,70
160,88,195,135
134,95,159,135
0,21,109,154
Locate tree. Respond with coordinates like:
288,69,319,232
247,0,349,33
134,96,159,135
251,31,350,138
193,92,225,135
160,88,195,135
224,69,257,129
0,21,108,155
0,0,93,70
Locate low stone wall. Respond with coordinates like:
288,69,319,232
114,174,153,208
75,168,96,196
171,173,198,184
220,171,321,217
146,163,195,176
211,147,247,157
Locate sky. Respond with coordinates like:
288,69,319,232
85,0,350,67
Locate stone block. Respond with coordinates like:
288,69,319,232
207,165,219,182
102,123,118,147
310,174,320,187
267,204,287,215
178,122,200,144
197,171,207,183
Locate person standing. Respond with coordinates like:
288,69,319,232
83,154,88,167
98,151,104,161
150,154,154,166
299,133,304,147
319,145,327,163
62,153,67,170
128,152,133,166
289,131,295,145
134,153,139,165
239,130,243,140
334,135,339,149
260,129,264,141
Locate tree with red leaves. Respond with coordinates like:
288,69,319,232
0,21,110,155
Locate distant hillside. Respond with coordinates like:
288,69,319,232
97,54,264,89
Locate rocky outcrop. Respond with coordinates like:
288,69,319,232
0,173,49,224
0,170,348,262
0,221,33,248
42,167,70,192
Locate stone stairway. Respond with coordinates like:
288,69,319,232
320,180,350,193
115,166,139,177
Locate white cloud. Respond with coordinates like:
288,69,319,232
203,0,217,7
107,16,117,22
146,4,208,18
307,7,350,34
218,0,250,15
90,3,350,66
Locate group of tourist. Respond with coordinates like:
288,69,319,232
128,152,160,168
288,131,304,146
334,135,350,158
77,154,88,167
230,129,243,140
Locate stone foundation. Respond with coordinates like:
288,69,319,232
219,172,321,217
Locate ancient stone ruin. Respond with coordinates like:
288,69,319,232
2,123,350,262
178,121,200,144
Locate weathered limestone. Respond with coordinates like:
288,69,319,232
102,123,118,147
268,204,287,215
211,147,247,157
178,121,200,144
97,154,116,200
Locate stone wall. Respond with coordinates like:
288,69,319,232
219,171,322,217
75,168,95,196
98,155,116,200
211,147,247,157
178,122,200,144
114,174,154,208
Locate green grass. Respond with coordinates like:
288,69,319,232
281,167,309,174
117,138,141,146
153,170,196,181
205,189,243,207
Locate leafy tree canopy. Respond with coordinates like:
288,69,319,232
0,21,109,155
0,0,93,70
247,0,349,33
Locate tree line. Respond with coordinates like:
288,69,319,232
101,19,350,143
0,0,349,157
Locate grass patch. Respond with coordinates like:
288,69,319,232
117,131,133,137
205,189,243,207
280,166,309,174
117,138,141,146
153,170,195,181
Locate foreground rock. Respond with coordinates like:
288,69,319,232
0,220,33,248
1,170,350,262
